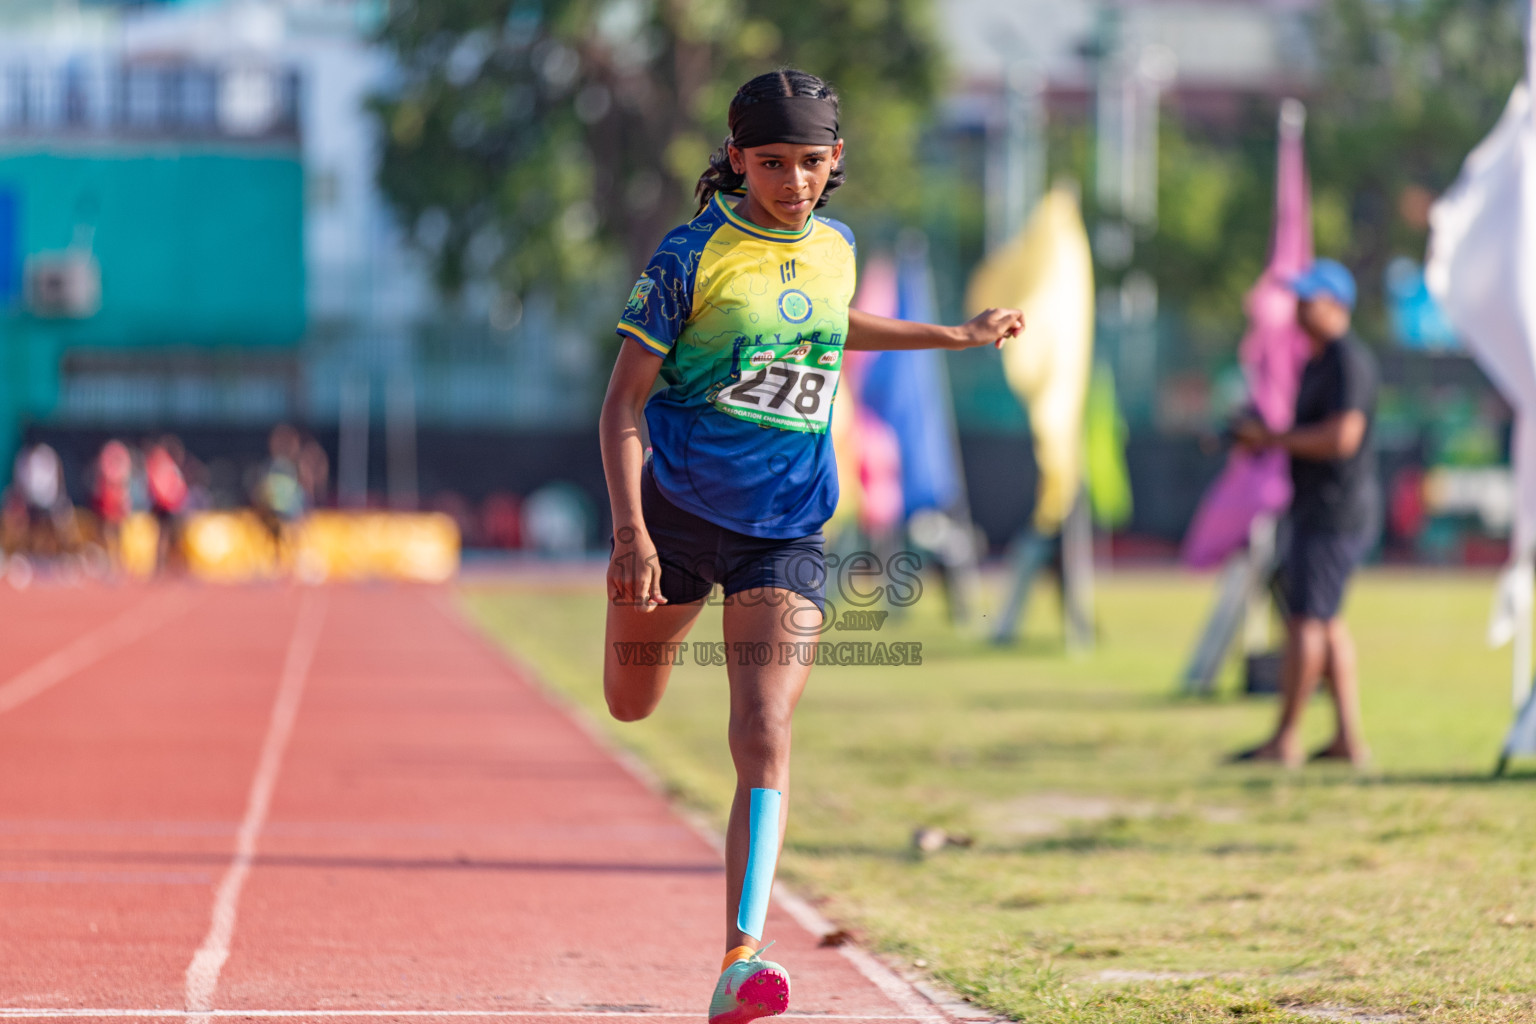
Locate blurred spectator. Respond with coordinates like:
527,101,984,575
255,424,306,557
522,482,592,557
298,435,330,509
181,450,214,514
14,444,75,560
1230,260,1377,767
92,440,134,571
480,492,523,550
1388,465,1426,555
146,435,190,575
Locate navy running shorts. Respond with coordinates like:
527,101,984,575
614,463,827,616
1282,525,1372,621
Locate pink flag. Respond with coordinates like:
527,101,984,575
846,257,906,535
1182,100,1314,568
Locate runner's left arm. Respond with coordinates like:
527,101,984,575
845,307,1024,351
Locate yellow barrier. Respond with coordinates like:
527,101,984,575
187,511,282,582
121,513,160,579
120,510,460,583
294,511,459,584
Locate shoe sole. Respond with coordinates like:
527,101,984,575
708,965,790,1024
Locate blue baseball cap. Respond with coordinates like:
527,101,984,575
1289,258,1356,310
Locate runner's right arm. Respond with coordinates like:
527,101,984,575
600,341,668,609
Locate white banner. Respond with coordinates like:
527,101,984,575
1426,13,1536,703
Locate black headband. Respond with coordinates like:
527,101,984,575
730,95,840,150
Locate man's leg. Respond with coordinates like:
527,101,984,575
1242,616,1328,765
1315,617,1369,764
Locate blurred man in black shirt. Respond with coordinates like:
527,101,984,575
1231,259,1378,767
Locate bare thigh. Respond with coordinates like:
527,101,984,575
603,596,705,721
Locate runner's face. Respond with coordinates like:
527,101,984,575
728,141,844,231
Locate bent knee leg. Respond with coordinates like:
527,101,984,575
603,663,670,721
601,600,703,722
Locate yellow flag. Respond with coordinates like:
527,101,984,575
827,368,861,533
965,187,1095,533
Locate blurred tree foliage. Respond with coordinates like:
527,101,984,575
371,0,942,307
1137,0,1525,352
1307,0,1525,327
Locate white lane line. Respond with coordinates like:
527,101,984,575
0,1012,927,1020
182,592,328,1020
771,885,952,1024
429,595,961,1024
0,593,189,716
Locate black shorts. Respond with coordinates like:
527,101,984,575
619,464,827,617
1282,525,1372,621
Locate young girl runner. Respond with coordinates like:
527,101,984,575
599,68,1023,1024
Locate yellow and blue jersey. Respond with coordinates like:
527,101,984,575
617,191,857,539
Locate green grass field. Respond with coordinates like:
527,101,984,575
461,569,1536,1024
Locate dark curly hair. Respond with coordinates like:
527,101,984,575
694,69,846,216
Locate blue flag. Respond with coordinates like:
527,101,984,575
856,243,963,517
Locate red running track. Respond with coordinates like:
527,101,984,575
0,584,950,1023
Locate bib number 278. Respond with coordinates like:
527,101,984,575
713,341,840,433
728,365,826,414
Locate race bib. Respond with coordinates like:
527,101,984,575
712,339,842,433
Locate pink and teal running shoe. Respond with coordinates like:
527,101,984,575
707,943,790,1024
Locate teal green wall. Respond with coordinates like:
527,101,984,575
0,144,305,478
0,144,305,347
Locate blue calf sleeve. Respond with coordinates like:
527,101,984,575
736,787,782,939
